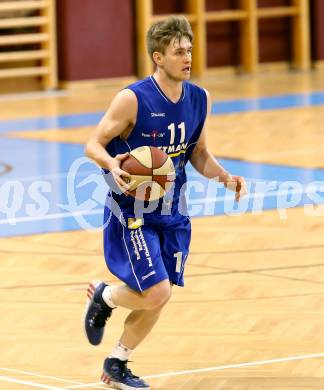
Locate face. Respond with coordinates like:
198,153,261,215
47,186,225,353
154,36,192,81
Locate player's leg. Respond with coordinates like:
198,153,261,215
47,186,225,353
110,278,171,310
100,283,171,390
84,279,171,346
119,284,172,349
85,211,171,389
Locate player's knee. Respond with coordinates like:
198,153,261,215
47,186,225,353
143,281,171,309
146,292,169,309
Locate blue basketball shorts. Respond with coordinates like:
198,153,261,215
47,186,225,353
103,207,191,292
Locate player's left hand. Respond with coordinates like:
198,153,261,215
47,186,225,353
225,175,247,202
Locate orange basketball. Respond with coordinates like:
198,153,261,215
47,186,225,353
120,146,175,201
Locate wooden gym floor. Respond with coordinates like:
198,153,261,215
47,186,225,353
0,69,324,389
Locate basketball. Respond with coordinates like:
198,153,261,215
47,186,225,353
120,146,175,201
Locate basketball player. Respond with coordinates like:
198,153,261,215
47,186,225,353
84,15,247,389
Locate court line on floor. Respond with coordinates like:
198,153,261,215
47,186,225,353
0,367,107,389
0,374,65,390
0,367,83,386
65,352,324,388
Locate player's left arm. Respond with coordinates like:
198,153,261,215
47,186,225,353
189,89,247,202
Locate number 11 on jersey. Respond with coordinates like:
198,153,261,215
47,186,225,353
168,122,186,145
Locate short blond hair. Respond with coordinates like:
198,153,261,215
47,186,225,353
146,15,193,60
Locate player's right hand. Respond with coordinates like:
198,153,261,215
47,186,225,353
109,153,131,195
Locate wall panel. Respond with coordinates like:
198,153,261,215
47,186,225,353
207,22,240,67
311,0,324,61
56,0,135,81
258,18,291,63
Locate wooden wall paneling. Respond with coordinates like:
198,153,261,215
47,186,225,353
187,0,206,77
240,0,258,73
136,0,153,78
0,0,57,88
40,0,57,89
292,0,310,70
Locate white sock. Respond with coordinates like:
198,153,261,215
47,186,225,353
109,341,133,361
102,285,117,309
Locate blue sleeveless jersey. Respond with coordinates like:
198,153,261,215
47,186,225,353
105,76,207,218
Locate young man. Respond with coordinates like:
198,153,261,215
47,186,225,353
84,15,246,390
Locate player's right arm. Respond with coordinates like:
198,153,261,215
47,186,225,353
85,88,137,190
